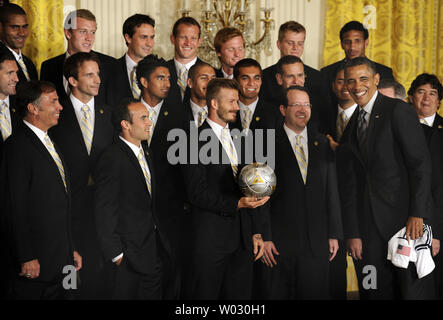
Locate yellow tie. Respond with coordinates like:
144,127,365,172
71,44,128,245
295,135,307,184
197,108,208,127
147,108,156,145
17,57,30,81
131,68,141,99
241,107,252,130
137,148,152,194
177,67,187,99
44,134,67,191
80,105,93,154
0,101,12,141
336,110,347,140
221,127,238,178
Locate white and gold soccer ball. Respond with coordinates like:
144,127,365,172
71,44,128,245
238,162,276,198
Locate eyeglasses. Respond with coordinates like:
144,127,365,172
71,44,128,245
287,103,312,109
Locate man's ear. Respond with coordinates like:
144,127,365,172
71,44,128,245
140,76,149,89
64,29,71,40
68,76,77,88
187,77,193,89
276,73,283,86
279,105,286,117
27,102,39,116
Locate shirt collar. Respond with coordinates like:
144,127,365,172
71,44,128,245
422,113,436,127
239,98,259,114
206,117,229,141
125,53,138,72
119,135,143,157
359,90,378,115
338,103,358,119
283,123,308,142
0,96,10,108
174,57,197,73
221,68,233,79
70,94,95,112
23,119,47,141
141,97,164,112
190,100,207,119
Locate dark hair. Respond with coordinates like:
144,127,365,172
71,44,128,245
0,52,15,67
278,21,306,42
188,60,214,81
16,80,56,118
0,3,26,25
135,54,167,91
282,85,311,108
407,73,443,101
63,52,100,88
233,58,262,79
276,55,303,76
340,21,369,41
112,97,139,133
344,57,377,75
206,78,240,108
122,14,155,46
172,16,201,38
333,61,346,80
378,79,406,100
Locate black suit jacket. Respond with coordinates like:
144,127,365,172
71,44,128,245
0,41,38,85
0,96,20,160
215,67,224,78
260,62,330,132
181,121,264,255
106,55,133,106
94,137,170,275
49,97,114,224
266,126,342,258
40,51,117,105
2,123,74,282
233,98,283,132
166,58,202,105
337,93,432,241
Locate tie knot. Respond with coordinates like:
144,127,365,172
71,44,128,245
148,108,156,118
296,134,303,145
82,105,90,113
0,101,7,112
138,148,144,160
200,108,208,117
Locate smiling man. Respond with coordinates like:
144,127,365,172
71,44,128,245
109,14,156,103
40,9,116,105
337,57,433,300
0,3,37,85
2,80,81,299
0,54,18,146
49,52,114,299
214,27,245,79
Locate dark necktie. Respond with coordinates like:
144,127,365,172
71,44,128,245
357,108,368,149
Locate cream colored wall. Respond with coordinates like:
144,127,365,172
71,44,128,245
63,0,325,69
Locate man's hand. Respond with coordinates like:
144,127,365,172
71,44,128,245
346,238,363,260
326,134,339,152
19,259,40,279
238,196,270,209
405,216,423,241
73,251,82,271
262,241,279,268
329,239,339,261
252,234,264,261
432,239,440,257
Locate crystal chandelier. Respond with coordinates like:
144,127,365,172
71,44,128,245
180,0,274,67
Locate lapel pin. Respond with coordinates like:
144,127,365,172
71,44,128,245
256,117,260,122
438,125,443,129
99,109,104,114
164,111,169,116
12,108,16,113
314,141,319,146
375,114,380,119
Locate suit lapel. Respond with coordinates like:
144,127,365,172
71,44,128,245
365,94,384,163
305,127,320,186
90,102,107,157
61,99,90,157
276,126,305,185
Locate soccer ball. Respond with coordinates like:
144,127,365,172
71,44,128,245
238,162,276,197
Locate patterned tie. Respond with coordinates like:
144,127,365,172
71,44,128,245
80,105,93,154
177,66,187,99
220,127,238,178
336,110,347,140
44,134,67,191
131,68,141,99
197,108,208,127
0,101,12,141
147,108,156,145
357,109,368,149
137,148,152,194
241,107,252,130
17,57,30,81
420,118,428,126
294,135,307,184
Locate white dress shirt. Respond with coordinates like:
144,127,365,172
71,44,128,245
206,118,239,165
221,68,234,79
337,103,358,124
358,91,378,126
70,94,95,129
125,53,138,85
421,113,436,127
239,98,259,125
283,124,309,165
141,98,163,135
23,120,50,149
63,52,71,94
0,96,12,140
174,57,197,80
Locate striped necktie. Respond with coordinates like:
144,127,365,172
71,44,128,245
357,108,368,148
17,56,30,81
131,68,141,99
44,134,67,191
197,108,208,127
241,107,252,130
137,148,152,194
80,105,93,154
295,135,307,184
0,101,12,141
221,127,238,178
177,66,187,99
336,110,347,140
147,108,156,145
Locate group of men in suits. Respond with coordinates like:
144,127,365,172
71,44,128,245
1,1,442,300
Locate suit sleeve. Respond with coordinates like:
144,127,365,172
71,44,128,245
392,102,432,220
93,147,124,262
325,144,343,240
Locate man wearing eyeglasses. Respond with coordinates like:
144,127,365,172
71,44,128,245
260,85,342,299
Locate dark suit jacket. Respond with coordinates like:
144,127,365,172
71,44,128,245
260,62,331,133
106,55,133,106
0,96,20,160
49,97,114,226
233,98,283,132
215,67,225,78
94,137,170,275
337,93,432,241
266,126,342,258
181,121,264,255
0,41,38,85
324,104,358,142
433,113,443,130
2,123,74,282
166,58,202,105
40,51,117,105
